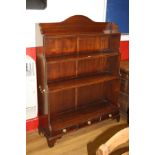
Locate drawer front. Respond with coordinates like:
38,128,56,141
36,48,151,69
47,60,76,81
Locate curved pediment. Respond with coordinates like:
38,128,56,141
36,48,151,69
39,15,119,35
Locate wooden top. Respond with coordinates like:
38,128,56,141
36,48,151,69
39,15,119,35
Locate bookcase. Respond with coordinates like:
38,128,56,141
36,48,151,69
37,15,121,147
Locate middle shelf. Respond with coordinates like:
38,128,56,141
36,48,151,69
48,74,119,92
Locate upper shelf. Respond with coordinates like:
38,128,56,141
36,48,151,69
46,50,119,63
39,15,120,35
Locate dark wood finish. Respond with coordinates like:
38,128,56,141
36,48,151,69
39,15,119,35
118,60,129,117
37,15,121,147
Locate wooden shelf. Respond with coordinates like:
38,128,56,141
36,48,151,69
46,50,118,63
51,102,119,131
48,74,118,92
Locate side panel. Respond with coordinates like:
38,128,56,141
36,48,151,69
36,51,47,115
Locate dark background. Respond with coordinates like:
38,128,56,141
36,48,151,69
26,0,47,9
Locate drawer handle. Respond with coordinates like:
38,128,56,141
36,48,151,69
62,128,67,133
108,114,112,118
87,121,91,125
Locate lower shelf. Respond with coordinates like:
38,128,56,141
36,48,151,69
51,102,119,131
38,102,120,147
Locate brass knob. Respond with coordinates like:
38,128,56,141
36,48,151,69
87,121,91,125
108,114,112,118
62,128,67,133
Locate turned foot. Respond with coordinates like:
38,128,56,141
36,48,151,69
47,139,56,148
47,135,62,148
